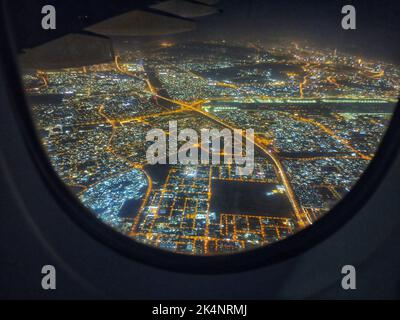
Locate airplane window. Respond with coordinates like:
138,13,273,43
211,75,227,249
7,0,399,257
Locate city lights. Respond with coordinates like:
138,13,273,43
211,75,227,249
22,40,398,255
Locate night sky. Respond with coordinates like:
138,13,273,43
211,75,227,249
8,0,400,63
187,0,400,63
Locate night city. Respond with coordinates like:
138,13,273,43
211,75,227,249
19,0,399,255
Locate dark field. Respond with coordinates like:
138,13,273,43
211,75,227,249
210,180,293,217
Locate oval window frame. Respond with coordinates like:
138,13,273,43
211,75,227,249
1,7,400,274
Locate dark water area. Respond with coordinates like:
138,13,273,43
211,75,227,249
145,68,163,89
27,94,63,105
119,198,142,218
145,66,176,109
144,164,171,185
210,180,292,217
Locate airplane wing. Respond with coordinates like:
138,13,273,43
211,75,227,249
5,0,220,69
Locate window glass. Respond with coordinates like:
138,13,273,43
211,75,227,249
16,1,399,255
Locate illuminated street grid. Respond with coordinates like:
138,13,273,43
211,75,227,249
22,41,398,254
